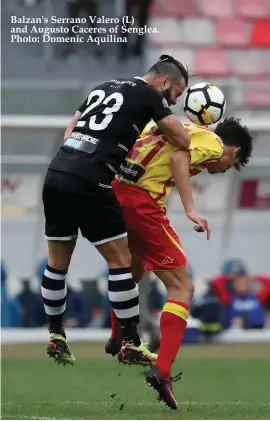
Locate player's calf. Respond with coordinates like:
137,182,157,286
97,238,142,346
41,241,76,366
154,267,192,379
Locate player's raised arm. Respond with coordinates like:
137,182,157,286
156,114,190,149
170,150,211,240
64,96,87,140
64,110,81,141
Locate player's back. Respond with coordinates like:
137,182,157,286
49,77,171,187
118,124,223,207
74,78,153,145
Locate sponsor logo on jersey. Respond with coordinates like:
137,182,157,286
109,79,136,87
71,131,99,144
162,98,169,108
119,163,138,177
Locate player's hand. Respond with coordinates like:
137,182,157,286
186,209,211,240
149,125,163,136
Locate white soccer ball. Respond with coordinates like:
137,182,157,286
184,82,226,125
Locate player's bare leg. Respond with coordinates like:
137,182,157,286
42,239,76,365
146,266,193,409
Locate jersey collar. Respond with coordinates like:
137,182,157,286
134,76,147,83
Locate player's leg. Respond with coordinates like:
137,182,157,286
80,184,154,365
105,252,145,356
96,238,156,366
42,170,79,365
112,193,190,407
146,266,192,409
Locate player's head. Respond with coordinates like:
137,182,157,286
147,55,189,106
207,117,253,174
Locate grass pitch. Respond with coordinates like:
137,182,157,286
1,342,270,420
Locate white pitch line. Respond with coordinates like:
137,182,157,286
6,417,58,420
3,400,270,406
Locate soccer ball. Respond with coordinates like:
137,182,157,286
184,82,226,125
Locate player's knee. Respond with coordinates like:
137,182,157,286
47,240,75,271
111,251,132,268
47,254,71,271
175,272,193,298
159,267,193,302
97,237,132,268
156,267,193,300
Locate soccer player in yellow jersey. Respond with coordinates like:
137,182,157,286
108,118,253,409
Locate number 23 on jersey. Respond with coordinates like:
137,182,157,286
77,89,124,131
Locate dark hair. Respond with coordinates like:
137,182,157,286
148,54,189,86
215,117,253,170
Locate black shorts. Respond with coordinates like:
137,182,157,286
42,170,127,245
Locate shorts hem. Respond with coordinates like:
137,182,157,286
45,234,78,241
92,232,127,246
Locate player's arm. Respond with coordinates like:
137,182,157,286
64,110,81,141
148,89,190,149
156,115,190,149
64,97,87,140
170,150,211,240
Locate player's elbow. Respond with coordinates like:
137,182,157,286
168,134,190,150
176,131,190,149
157,116,191,149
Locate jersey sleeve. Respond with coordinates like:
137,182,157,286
78,98,87,113
189,133,224,165
147,87,172,122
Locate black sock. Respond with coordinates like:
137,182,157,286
41,264,67,335
108,267,141,346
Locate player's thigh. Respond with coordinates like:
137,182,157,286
114,184,187,275
42,171,79,242
135,210,187,273
79,186,131,267
42,171,80,270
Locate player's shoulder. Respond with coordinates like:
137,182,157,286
94,78,137,90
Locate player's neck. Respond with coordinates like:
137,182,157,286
139,74,152,85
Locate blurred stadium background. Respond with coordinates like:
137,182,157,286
1,1,270,419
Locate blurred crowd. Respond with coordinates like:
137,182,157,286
2,258,270,333
191,259,270,333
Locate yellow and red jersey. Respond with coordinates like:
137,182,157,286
117,123,224,208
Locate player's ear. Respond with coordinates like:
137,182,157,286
233,146,241,157
162,76,170,90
